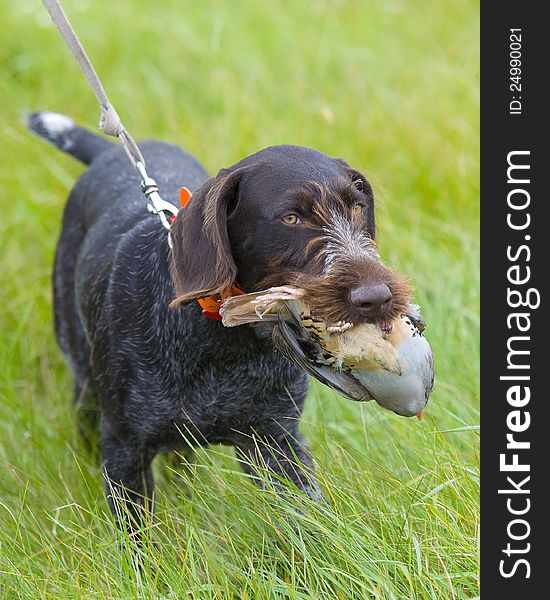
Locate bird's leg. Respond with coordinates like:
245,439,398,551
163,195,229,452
326,321,353,334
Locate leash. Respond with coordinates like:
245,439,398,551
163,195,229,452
40,0,180,242
40,0,245,317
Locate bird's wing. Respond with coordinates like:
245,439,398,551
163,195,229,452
405,303,426,332
272,315,373,402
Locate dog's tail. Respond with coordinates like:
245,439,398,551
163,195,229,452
26,111,115,165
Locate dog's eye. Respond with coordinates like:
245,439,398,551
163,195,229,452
281,214,302,225
352,203,365,215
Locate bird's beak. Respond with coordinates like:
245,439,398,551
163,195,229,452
272,315,372,402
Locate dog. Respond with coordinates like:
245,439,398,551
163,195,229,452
28,111,410,528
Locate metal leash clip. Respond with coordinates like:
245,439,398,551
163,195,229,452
136,161,180,247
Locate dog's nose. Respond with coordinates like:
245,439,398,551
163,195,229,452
349,283,392,318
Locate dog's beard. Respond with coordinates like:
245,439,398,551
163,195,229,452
257,259,412,327
300,271,411,327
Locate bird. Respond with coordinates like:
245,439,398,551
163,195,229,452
220,286,434,418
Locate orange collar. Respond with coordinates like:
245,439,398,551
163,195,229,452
198,285,246,320
178,186,245,320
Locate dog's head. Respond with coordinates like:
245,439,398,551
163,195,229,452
170,145,410,325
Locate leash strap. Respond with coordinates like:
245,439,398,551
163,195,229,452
40,0,179,238
40,0,244,313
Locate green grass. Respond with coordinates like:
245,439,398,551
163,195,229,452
0,0,479,597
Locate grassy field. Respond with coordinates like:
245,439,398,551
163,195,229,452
0,1,479,598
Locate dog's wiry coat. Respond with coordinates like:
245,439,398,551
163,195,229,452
28,112,409,528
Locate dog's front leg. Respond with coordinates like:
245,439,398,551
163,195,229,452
236,431,323,501
100,425,155,532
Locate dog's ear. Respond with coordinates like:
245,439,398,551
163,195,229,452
334,158,376,239
348,167,375,239
169,167,244,307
